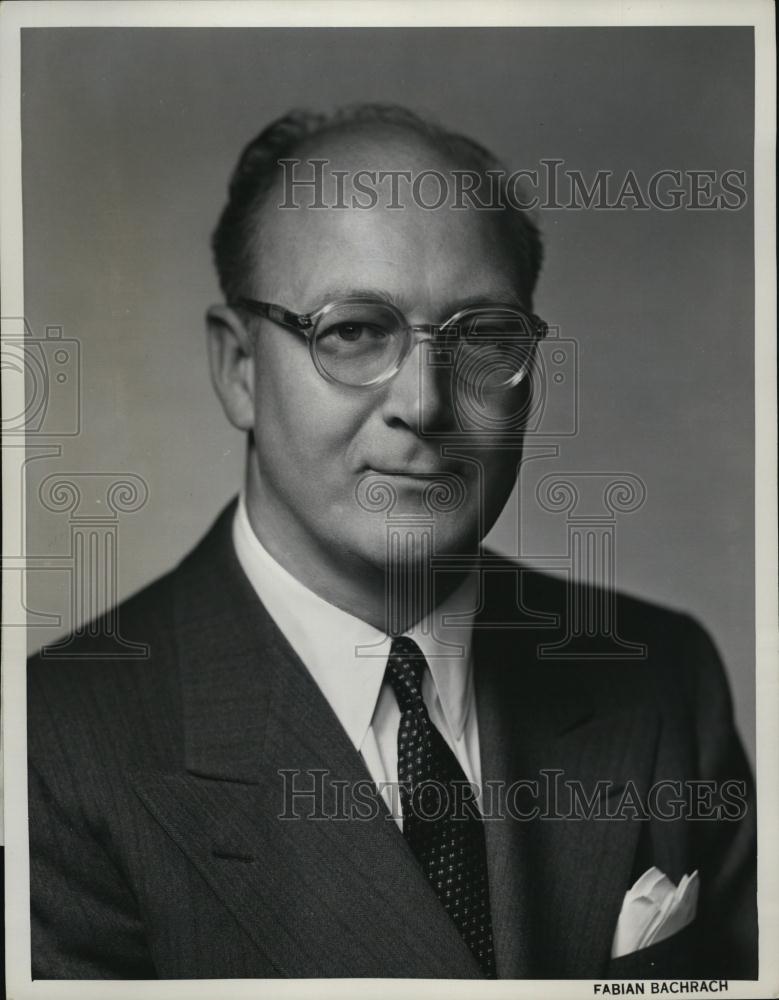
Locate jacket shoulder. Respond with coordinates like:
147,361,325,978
26,566,183,774
480,551,731,715
483,549,697,632
28,499,237,692
27,500,239,767
28,564,177,693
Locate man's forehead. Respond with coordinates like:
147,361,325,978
265,122,489,216
250,124,520,305
253,201,520,311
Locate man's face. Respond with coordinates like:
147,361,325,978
239,134,531,576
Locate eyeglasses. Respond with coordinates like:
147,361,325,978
232,295,548,390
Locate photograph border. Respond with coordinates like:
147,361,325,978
2,2,776,999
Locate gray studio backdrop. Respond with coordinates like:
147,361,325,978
21,27,755,761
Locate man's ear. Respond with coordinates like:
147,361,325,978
206,304,256,431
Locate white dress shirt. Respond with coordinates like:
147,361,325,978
232,494,483,826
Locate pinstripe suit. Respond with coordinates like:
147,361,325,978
27,500,757,980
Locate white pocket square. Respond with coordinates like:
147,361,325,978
611,867,699,959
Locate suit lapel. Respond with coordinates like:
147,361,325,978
518,690,659,977
475,640,534,979
132,504,482,978
132,507,658,978
474,570,660,978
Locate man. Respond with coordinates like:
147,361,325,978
27,105,757,981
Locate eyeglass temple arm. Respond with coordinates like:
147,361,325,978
232,298,313,337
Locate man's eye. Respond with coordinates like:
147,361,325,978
324,323,388,342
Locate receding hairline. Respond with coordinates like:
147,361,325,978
211,104,543,305
249,118,529,248
287,116,497,173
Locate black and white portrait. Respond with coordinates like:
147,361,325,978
1,4,776,998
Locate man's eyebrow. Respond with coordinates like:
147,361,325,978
306,287,409,310
446,291,526,313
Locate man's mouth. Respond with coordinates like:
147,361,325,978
366,466,454,479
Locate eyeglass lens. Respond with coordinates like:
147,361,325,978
313,302,536,388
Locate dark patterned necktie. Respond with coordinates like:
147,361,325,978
386,635,496,978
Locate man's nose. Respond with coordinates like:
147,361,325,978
379,336,454,434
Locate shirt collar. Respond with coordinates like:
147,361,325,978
404,575,477,741
232,493,477,751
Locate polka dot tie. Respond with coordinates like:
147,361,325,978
385,635,496,978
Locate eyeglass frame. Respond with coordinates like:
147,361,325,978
231,294,549,390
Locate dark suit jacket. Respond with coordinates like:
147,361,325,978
27,500,758,980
